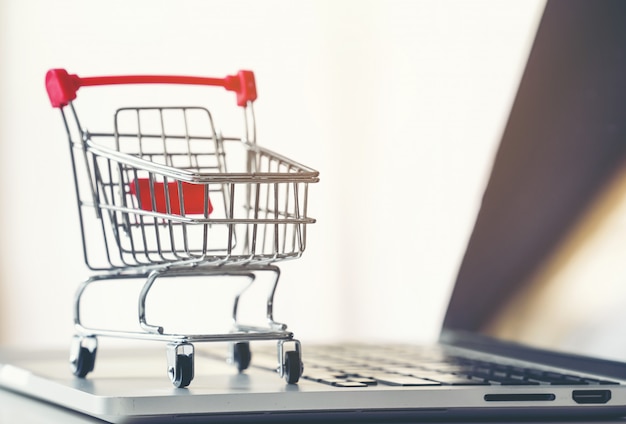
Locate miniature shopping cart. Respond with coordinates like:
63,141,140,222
45,68,318,388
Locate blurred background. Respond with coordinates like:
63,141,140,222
0,0,547,349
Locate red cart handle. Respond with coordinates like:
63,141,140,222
45,68,257,108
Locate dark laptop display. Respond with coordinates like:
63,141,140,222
443,0,626,374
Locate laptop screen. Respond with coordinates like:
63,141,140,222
442,0,626,365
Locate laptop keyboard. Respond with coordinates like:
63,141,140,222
297,344,620,388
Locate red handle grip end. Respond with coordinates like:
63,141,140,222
225,70,257,107
46,68,81,108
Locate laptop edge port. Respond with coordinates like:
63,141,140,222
572,390,612,404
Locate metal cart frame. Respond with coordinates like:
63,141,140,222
45,69,319,387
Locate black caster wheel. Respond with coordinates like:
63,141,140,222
167,343,195,388
170,354,194,388
283,350,303,384
233,342,252,372
70,336,97,378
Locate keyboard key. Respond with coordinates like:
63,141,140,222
583,378,620,385
312,377,369,387
333,381,369,388
304,373,347,382
347,377,378,385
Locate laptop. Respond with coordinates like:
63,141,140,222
2,0,626,422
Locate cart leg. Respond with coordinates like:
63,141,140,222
277,339,303,384
138,271,164,334
166,342,194,388
231,272,256,329
70,335,97,378
73,276,102,330
266,266,288,330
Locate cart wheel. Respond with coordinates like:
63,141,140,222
72,347,96,378
283,350,303,384
70,336,97,378
170,354,194,388
233,342,252,372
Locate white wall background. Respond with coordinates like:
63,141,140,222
0,0,545,349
